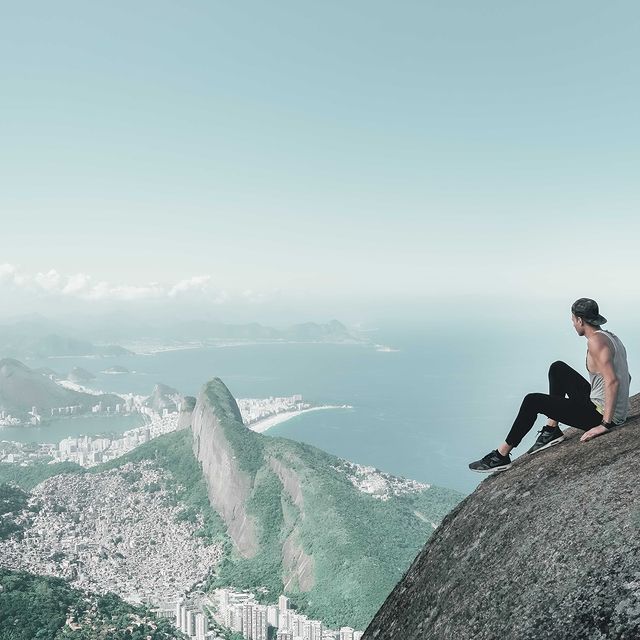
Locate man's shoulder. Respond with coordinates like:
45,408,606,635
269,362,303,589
587,332,613,352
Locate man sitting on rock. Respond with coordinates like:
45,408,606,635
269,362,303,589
469,298,632,473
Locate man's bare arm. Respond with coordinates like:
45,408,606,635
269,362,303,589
580,333,619,443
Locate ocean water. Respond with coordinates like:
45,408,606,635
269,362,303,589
20,320,638,494
0,413,146,444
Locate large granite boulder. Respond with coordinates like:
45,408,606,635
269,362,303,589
363,394,640,640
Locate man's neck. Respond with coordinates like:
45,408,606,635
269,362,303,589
584,324,602,339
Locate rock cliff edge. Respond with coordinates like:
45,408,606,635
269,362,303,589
363,394,640,640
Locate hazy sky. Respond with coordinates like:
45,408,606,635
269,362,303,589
1,2,639,323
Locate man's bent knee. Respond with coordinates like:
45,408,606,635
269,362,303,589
549,360,568,375
523,392,545,407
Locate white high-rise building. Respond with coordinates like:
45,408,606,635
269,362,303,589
220,588,230,611
243,604,254,639
186,610,197,636
251,605,268,640
279,595,290,614
180,606,188,633
277,631,294,640
339,628,355,640
195,612,208,640
279,609,292,632
353,632,364,640
267,604,279,628
303,620,313,640
231,604,244,633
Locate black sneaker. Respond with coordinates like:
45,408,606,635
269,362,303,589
527,425,565,455
468,449,512,473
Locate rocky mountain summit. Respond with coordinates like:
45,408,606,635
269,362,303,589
143,382,183,414
363,393,640,640
187,377,462,629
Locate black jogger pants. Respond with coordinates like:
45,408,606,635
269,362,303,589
505,360,603,447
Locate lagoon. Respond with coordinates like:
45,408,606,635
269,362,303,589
0,413,146,444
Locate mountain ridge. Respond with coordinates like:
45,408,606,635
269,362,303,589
188,377,462,628
0,374,463,630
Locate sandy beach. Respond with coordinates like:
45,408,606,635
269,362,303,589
246,405,352,433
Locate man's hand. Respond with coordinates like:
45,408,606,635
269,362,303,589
580,425,609,442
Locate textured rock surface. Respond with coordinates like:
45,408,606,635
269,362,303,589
191,388,260,558
363,393,640,640
268,455,315,591
177,395,196,430
188,378,463,629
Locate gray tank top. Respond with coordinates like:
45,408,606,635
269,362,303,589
588,329,631,425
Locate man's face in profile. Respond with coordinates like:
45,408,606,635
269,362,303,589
572,313,585,336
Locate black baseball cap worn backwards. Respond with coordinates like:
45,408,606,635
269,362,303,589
571,297,607,326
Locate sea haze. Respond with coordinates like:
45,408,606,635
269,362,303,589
20,319,638,494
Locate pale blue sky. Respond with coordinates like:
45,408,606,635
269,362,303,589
1,2,639,321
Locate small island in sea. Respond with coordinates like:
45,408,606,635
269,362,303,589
102,366,130,374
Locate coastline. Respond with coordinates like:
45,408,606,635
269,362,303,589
246,405,352,433
120,340,368,355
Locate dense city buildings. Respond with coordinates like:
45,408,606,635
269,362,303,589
0,390,368,639
53,412,181,466
208,588,364,640
236,395,307,424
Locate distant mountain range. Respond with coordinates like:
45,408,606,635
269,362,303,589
0,315,133,359
162,319,362,342
106,319,364,347
0,314,366,358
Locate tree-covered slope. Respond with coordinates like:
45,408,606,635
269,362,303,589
192,378,463,630
0,376,463,632
0,568,183,640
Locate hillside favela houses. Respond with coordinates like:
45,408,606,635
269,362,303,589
0,367,372,639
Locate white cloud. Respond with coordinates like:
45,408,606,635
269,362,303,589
0,263,19,285
241,288,282,304
34,269,62,291
62,273,92,295
168,275,212,297
86,281,166,302
0,264,264,307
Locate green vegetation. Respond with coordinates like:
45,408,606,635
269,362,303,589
209,467,285,599
273,438,461,628
0,568,183,639
203,378,265,477
182,395,197,412
0,483,37,540
197,379,465,630
0,461,85,491
0,376,463,632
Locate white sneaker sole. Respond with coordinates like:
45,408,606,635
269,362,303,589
527,435,565,456
470,463,512,474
